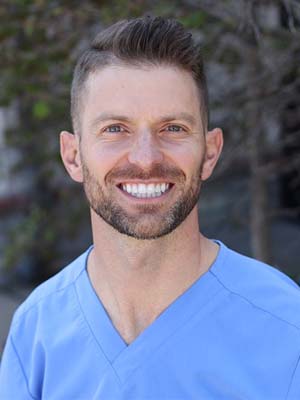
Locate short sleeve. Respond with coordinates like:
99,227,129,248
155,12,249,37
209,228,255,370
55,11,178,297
286,353,300,400
0,335,35,400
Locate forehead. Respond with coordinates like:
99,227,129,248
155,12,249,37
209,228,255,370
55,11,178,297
81,64,202,130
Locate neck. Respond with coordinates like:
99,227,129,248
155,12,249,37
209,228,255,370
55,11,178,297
87,207,219,344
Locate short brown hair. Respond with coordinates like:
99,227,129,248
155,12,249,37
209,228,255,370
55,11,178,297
71,16,209,135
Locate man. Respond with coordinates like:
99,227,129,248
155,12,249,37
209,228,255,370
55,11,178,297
0,16,299,399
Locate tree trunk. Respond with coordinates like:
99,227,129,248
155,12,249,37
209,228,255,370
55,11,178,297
247,46,272,264
249,128,272,264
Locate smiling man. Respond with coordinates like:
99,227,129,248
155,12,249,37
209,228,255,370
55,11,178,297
1,16,300,399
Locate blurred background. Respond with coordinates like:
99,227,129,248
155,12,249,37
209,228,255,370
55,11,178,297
0,0,299,354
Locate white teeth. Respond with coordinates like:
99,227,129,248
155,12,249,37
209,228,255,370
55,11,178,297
132,184,138,194
147,183,155,193
139,184,146,194
121,183,171,198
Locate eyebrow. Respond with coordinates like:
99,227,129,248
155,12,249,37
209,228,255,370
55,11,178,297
89,111,197,130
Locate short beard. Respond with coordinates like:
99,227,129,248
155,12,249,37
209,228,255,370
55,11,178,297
81,161,203,240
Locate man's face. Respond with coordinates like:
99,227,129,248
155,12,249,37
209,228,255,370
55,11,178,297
79,65,207,239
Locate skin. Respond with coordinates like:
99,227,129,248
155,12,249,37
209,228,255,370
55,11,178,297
60,64,223,344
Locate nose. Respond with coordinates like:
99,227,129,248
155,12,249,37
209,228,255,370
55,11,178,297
127,129,164,168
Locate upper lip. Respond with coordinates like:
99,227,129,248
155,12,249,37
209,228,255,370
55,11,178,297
116,180,175,185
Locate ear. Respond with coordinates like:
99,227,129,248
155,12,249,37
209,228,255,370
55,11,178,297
201,128,223,181
60,131,83,183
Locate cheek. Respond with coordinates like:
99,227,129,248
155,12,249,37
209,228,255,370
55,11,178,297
83,140,130,185
161,140,205,175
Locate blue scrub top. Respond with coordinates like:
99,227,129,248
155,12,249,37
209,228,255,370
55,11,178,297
1,241,300,399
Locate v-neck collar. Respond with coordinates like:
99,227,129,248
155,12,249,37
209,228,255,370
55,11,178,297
74,241,226,383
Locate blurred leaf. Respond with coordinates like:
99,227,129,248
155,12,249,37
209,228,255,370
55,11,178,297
32,100,50,119
179,10,208,28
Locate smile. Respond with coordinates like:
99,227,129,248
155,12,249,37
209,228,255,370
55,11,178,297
117,182,173,198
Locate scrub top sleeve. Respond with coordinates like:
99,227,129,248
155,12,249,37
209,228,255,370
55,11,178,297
287,352,300,400
0,335,35,400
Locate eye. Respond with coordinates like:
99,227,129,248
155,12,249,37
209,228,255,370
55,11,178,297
164,125,186,133
103,125,127,134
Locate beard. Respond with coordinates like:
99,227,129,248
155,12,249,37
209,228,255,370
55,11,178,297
81,160,204,240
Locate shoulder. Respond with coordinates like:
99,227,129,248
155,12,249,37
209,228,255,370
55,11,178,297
211,241,300,331
11,245,93,328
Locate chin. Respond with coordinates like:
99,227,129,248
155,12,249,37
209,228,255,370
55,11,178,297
110,218,179,240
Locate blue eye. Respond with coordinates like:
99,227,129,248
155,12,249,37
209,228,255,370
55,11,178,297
166,125,184,132
105,125,125,133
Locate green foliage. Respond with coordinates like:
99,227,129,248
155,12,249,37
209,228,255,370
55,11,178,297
3,205,53,272
100,0,148,22
32,100,50,119
179,10,208,29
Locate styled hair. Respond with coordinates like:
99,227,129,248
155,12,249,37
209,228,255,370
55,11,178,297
71,16,209,134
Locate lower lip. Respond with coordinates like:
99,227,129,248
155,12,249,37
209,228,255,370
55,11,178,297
116,185,174,202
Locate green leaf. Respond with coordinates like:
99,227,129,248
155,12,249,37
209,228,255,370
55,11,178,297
179,11,208,29
32,100,50,119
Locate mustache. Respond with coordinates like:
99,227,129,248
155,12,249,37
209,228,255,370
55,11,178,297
106,163,186,182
